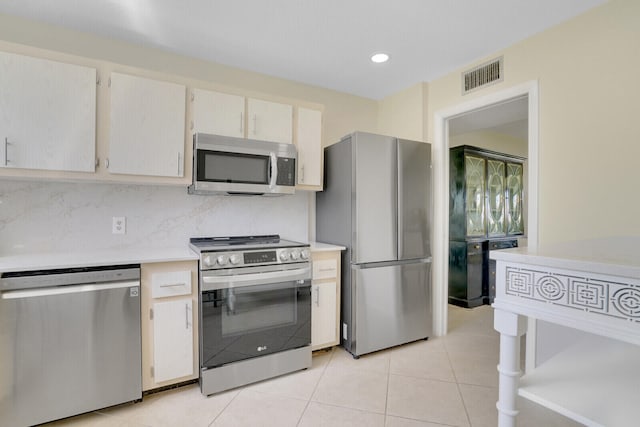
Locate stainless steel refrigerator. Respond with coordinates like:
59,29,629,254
316,132,432,357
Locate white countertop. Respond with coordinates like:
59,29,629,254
309,241,346,252
0,241,346,273
490,236,640,278
0,246,199,273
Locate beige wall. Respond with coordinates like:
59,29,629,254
427,0,640,245
0,13,378,149
377,82,428,141
449,130,527,157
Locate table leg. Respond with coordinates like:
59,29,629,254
494,308,527,427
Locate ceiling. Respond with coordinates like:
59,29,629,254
0,0,606,100
449,96,528,140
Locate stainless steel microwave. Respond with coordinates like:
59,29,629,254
188,133,296,196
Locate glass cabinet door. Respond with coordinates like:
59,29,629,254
506,163,524,235
487,160,506,236
464,155,486,237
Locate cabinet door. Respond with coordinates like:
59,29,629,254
506,162,525,234
487,159,506,236
153,298,193,383
296,107,322,187
192,89,244,137
109,72,186,177
464,155,486,237
247,98,292,144
0,51,96,172
311,281,337,349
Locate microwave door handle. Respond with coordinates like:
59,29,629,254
269,152,278,188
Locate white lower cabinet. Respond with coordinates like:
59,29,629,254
311,250,341,351
312,281,337,348
152,298,193,382
141,261,198,391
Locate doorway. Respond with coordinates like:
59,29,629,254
431,81,539,338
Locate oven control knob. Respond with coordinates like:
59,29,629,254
203,255,215,267
217,254,229,266
279,250,290,261
301,249,310,260
229,254,242,265
291,249,300,260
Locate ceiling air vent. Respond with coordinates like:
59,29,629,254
462,57,503,95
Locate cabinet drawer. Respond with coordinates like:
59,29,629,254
151,270,192,298
313,259,338,280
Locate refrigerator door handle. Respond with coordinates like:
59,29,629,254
351,257,432,270
397,141,404,260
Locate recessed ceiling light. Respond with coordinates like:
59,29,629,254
370,53,390,63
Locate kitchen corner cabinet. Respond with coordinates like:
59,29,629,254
141,260,198,391
295,107,323,190
448,145,525,308
108,72,186,177
0,51,97,172
311,249,341,350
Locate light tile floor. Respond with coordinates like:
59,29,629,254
47,305,583,426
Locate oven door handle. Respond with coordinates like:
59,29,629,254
201,267,310,291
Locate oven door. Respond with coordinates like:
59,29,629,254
200,264,311,370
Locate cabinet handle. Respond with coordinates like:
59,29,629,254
177,152,181,176
315,286,320,307
159,282,185,288
185,303,190,329
253,114,257,135
4,137,8,166
240,112,244,134
300,164,305,183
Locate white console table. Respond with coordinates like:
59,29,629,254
491,237,640,427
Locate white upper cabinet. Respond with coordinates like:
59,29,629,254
247,98,292,144
296,107,322,188
191,89,244,137
109,72,186,177
0,51,96,172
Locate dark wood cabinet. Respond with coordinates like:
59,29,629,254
448,146,525,308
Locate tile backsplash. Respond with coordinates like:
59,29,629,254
0,180,310,255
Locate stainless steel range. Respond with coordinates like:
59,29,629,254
190,235,312,396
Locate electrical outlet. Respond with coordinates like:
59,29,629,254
112,216,126,234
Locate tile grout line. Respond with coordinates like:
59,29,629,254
207,389,241,427
383,354,391,426
444,330,474,427
295,347,336,426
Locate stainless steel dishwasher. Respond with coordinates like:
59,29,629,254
0,264,142,427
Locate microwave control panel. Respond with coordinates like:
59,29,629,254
276,157,296,186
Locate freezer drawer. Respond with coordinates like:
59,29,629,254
349,260,431,356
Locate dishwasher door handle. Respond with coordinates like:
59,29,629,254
1,281,140,300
